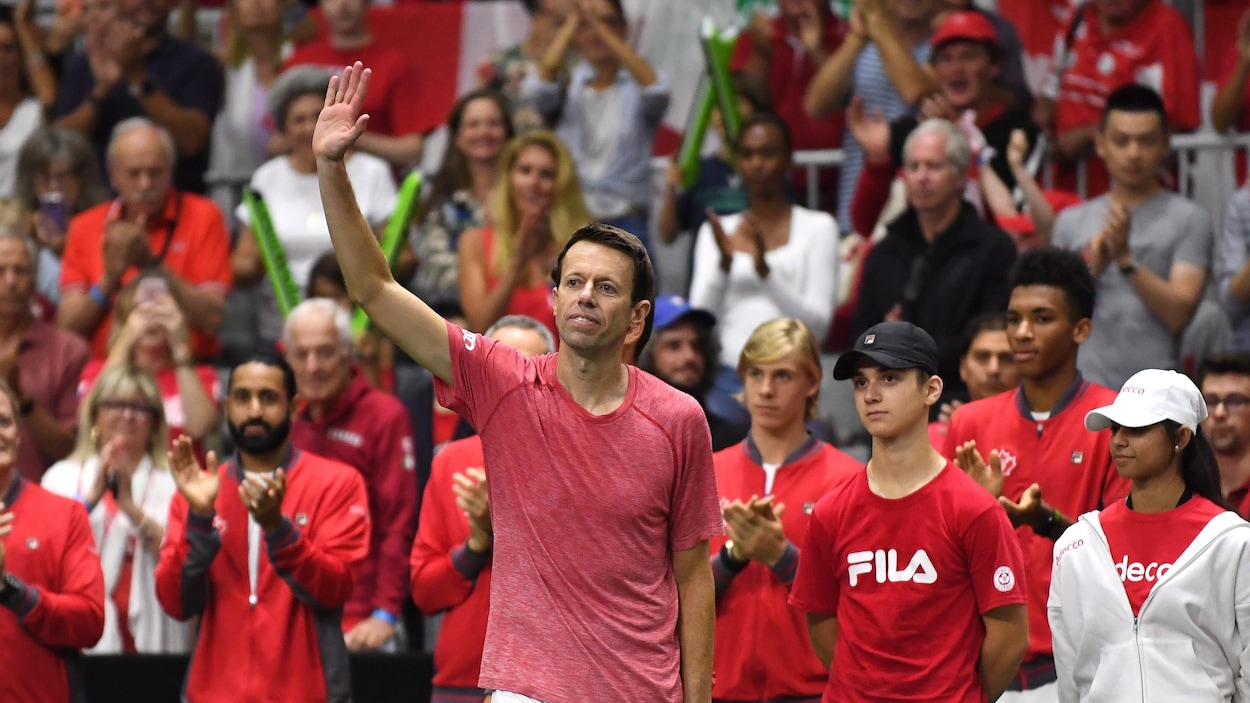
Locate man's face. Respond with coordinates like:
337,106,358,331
285,311,353,409
933,42,998,111
651,321,705,394
108,128,173,218
1096,110,1169,192
322,0,368,38
115,0,174,36
0,392,17,474
737,123,789,198
1202,373,1250,456
888,0,937,25
553,241,648,355
959,330,1017,401
0,238,35,320
744,355,818,434
226,363,293,456
489,325,550,357
903,130,964,213
1006,285,1088,383
575,0,627,64
852,363,941,439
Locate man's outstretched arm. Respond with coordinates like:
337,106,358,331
315,62,452,384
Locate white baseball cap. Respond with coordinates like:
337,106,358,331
1084,369,1207,433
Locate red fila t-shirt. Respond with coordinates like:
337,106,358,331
790,463,1027,703
1099,496,1227,615
434,323,723,703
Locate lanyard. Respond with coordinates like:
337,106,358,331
248,513,261,607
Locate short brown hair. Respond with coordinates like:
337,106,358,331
552,223,655,350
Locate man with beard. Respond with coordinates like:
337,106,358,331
284,298,416,652
1199,354,1250,517
155,351,370,703
638,296,747,452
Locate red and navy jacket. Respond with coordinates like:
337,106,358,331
944,375,1129,663
291,369,417,626
0,477,105,703
155,449,370,703
410,436,491,702
710,437,862,702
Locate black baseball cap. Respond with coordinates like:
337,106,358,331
832,321,940,380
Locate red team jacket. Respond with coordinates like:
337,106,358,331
944,378,1128,662
291,369,418,626
710,438,862,701
410,435,492,696
0,478,105,703
155,450,370,703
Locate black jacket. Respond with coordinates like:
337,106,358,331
852,202,1017,401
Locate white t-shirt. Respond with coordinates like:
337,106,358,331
0,98,43,197
236,152,398,286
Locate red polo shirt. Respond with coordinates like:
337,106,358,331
1050,0,1200,196
59,192,232,359
16,320,90,482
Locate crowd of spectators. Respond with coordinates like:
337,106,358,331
4,0,1250,701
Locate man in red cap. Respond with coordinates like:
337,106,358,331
847,10,1041,234
1035,0,1199,197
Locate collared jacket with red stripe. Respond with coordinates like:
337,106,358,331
0,478,105,703
710,437,862,701
291,369,417,624
154,450,370,703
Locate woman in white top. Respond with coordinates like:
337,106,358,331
232,65,398,342
1049,369,1250,702
42,365,191,654
689,114,839,422
0,9,46,198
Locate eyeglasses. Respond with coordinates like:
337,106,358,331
98,400,158,418
1204,394,1250,412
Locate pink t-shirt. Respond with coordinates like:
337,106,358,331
434,323,722,703
790,463,1028,703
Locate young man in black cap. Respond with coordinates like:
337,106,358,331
789,321,1029,703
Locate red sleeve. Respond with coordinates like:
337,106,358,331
18,504,105,648
367,409,418,616
728,31,756,72
59,217,94,291
850,159,897,236
668,404,723,552
1157,20,1201,132
410,452,478,615
154,492,196,621
789,504,840,616
186,206,233,290
964,503,1028,614
266,466,371,609
434,322,531,432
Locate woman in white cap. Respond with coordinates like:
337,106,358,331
1048,368,1250,702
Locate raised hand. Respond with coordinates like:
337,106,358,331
705,209,734,272
847,96,891,165
999,483,1047,531
796,1,826,59
452,467,492,553
169,436,219,517
1006,129,1029,174
240,469,287,533
738,213,770,278
313,62,372,163
954,440,1004,498
1101,198,1131,262
722,495,788,567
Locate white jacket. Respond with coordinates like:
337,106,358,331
1048,508,1250,702
41,456,192,654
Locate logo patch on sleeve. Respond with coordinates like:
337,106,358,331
994,566,1016,592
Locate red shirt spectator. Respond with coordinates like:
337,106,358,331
284,42,432,139
0,478,106,703
1049,0,1200,196
59,191,232,359
15,320,89,482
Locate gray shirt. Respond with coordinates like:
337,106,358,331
1217,187,1250,350
1053,191,1213,388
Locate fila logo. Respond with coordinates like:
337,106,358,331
25,538,38,550
295,513,308,527
804,502,815,515
847,549,937,587
463,331,478,352
328,428,364,448
1071,451,1084,464
864,334,876,345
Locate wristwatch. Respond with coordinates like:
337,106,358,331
128,78,153,99
1118,258,1138,276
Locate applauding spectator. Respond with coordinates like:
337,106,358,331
1199,354,1250,516
58,119,232,362
15,127,110,304
689,114,839,421
53,0,223,194
0,381,105,703
42,365,191,654
457,130,589,337
522,0,669,245
0,5,48,199
0,233,87,482
477,0,569,133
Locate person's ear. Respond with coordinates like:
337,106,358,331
924,373,944,407
1072,317,1092,345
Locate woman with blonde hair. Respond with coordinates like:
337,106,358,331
457,129,590,337
41,365,192,654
